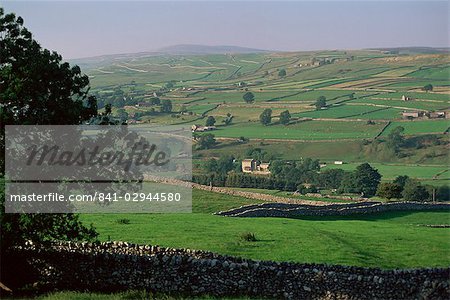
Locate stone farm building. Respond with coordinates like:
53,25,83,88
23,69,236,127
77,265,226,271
241,159,271,175
191,125,216,132
402,111,423,119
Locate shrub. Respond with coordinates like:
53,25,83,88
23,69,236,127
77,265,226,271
240,232,257,242
116,218,131,225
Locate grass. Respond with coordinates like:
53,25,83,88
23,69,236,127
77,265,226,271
381,120,450,136
38,291,258,300
293,105,395,119
80,189,450,269
211,120,386,140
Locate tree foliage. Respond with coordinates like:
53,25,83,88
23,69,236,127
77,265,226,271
161,99,172,113
259,108,272,126
196,133,216,150
423,84,433,92
315,96,327,110
353,163,382,197
243,92,255,104
402,179,429,202
205,116,216,126
0,10,98,254
376,182,402,200
279,110,291,125
386,126,405,154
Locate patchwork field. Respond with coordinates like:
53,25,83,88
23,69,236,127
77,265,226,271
74,49,450,272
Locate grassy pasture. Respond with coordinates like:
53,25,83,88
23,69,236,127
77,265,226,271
211,120,386,140
293,105,389,119
349,98,449,111
376,92,450,102
373,67,420,77
407,66,450,80
79,189,450,269
210,105,308,121
346,107,403,120
381,120,450,136
195,140,366,162
383,80,450,89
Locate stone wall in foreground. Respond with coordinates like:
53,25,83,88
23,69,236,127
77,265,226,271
14,241,450,300
216,201,450,218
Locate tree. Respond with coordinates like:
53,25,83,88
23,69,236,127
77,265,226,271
278,69,287,77
279,110,291,125
1,9,98,259
338,171,357,194
222,113,233,125
353,163,382,197
216,155,234,174
318,169,345,189
393,175,409,190
243,92,255,104
376,182,402,200
423,84,433,92
196,133,216,150
315,96,327,110
205,116,216,126
0,11,97,128
259,108,272,126
161,99,172,113
386,126,405,154
402,179,429,202
436,186,450,202
204,158,218,173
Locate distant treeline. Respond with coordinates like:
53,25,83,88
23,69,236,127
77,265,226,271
196,155,449,202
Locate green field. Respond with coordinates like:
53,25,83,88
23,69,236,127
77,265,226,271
80,189,450,269
381,120,450,136
211,120,386,140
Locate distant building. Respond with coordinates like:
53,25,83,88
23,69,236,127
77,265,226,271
136,102,151,107
401,95,413,101
191,124,216,132
402,111,422,119
241,159,271,175
427,111,447,119
334,161,344,165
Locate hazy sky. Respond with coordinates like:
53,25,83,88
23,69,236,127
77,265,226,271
2,1,449,59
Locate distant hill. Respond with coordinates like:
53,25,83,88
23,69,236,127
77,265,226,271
368,47,449,54
157,44,271,54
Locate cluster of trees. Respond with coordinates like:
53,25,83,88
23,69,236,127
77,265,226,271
197,150,449,201
377,175,449,202
259,109,291,126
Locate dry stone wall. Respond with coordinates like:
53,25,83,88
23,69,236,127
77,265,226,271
216,201,450,218
14,241,450,300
